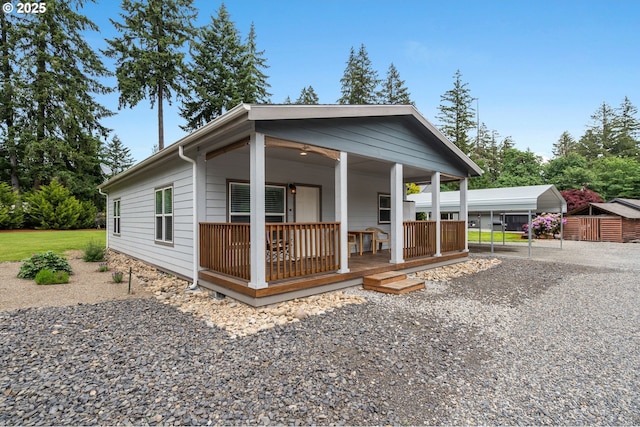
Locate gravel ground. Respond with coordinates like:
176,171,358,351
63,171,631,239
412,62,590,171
2,249,640,425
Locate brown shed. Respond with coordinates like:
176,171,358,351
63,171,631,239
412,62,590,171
565,199,640,243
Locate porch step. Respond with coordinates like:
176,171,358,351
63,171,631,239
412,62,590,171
363,271,407,286
362,271,425,295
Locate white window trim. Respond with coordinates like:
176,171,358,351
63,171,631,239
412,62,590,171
155,185,173,244
378,193,391,224
113,199,121,235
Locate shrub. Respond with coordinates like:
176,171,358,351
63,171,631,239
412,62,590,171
23,180,83,229
522,213,567,238
77,200,98,229
0,182,24,229
83,240,105,262
112,271,124,283
98,262,109,272
18,251,73,279
35,269,70,285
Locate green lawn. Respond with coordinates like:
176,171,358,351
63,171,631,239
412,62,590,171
468,230,528,244
0,229,106,262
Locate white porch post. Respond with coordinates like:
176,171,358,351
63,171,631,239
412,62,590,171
460,177,469,252
249,132,267,289
432,172,442,257
335,152,349,273
390,163,404,264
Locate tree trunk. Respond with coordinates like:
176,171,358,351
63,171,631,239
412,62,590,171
158,83,164,150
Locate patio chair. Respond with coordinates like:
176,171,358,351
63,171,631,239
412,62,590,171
266,231,289,262
366,227,390,252
347,232,358,257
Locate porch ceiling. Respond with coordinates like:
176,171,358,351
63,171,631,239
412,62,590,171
233,143,448,184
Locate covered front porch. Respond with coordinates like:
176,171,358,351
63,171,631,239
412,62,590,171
198,220,467,306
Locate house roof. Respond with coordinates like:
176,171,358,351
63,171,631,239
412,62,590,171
569,202,640,219
99,103,482,190
407,184,567,213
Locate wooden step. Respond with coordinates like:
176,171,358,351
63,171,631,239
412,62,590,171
362,271,407,286
362,278,425,295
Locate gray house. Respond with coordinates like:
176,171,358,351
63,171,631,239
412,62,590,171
99,104,482,306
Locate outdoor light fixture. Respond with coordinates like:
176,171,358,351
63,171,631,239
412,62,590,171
289,183,297,194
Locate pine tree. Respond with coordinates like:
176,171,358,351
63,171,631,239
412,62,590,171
552,131,578,158
437,70,476,155
578,102,615,158
0,12,21,190
179,4,242,131
377,63,412,104
295,86,319,104
238,22,271,104
9,0,112,205
611,97,639,158
180,7,269,132
105,0,196,150
101,135,135,178
337,44,380,105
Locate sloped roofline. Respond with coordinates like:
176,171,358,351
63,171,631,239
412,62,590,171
100,103,482,190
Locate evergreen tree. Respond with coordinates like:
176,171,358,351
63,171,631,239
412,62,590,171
591,156,640,199
7,0,112,205
552,131,578,158
101,135,135,178
337,44,380,105
611,97,639,158
377,63,412,104
0,12,22,190
295,86,319,104
180,7,269,132
577,102,615,158
179,4,242,131
283,96,292,104
237,22,271,104
105,0,196,150
437,70,476,155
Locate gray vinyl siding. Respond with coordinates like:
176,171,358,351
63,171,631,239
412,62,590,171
205,149,389,239
106,159,194,279
256,116,471,178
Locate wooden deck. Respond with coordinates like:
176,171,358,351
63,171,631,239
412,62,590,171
198,250,468,306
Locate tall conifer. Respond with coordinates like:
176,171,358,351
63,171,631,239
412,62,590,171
105,0,196,149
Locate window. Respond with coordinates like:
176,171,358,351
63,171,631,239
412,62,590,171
378,194,391,224
229,182,285,223
113,199,121,235
155,186,173,243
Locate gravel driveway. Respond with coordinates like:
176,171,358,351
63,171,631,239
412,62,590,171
1,242,639,425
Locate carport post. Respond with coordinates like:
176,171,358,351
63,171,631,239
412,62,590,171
490,210,494,254
560,211,564,250
527,210,532,258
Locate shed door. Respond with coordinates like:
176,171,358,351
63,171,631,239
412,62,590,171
580,217,601,241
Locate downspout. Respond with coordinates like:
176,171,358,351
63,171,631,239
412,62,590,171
98,188,108,250
178,145,199,291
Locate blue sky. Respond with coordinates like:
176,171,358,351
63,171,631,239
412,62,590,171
80,0,639,163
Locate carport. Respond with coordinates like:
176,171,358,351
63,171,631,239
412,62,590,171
407,184,568,257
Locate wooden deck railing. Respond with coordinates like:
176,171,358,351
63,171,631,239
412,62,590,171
199,222,341,282
441,220,466,252
200,223,251,280
403,220,436,258
266,222,340,281
403,220,466,258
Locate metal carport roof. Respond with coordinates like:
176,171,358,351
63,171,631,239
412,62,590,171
407,185,567,257
407,184,567,214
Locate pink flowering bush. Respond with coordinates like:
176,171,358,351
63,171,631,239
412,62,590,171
522,213,567,238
